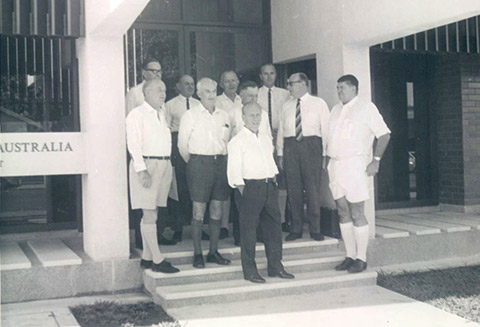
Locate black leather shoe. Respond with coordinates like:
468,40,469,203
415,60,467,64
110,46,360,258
348,259,367,273
158,236,177,246
193,254,205,268
268,269,295,279
206,251,231,265
140,259,152,269
152,260,180,273
310,233,325,241
282,222,290,233
335,257,355,271
201,231,210,241
285,233,302,241
172,231,182,242
245,273,266,283
219,228,229,240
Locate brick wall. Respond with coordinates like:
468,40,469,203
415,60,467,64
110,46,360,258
460,55,480,206
429,55,464,205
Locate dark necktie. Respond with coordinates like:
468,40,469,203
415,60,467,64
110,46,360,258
295,98,303,141
268,88,272,129
186,98,190,110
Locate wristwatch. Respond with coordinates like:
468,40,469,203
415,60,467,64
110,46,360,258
373,156,382,162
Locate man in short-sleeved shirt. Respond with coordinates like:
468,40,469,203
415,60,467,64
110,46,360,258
178,77,232,269
326,74,391,274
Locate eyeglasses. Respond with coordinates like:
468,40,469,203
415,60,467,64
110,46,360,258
287,80,303,86
145,68,162,74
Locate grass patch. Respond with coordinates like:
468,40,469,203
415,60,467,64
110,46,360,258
378,265,480,323
70,300,179,327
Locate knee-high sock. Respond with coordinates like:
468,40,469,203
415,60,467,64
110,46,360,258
140,221,153,261
209,218,221,254
221,199,231,229
142,222,165,264
353,225,369,262
191,219,203,255
339,222,356,259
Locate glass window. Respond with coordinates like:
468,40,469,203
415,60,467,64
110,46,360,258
0,174,82,233
0,35,79,133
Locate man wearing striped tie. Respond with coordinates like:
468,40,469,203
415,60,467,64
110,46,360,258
277,73,330,242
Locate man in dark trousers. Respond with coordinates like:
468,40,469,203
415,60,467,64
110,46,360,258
277,73,330,241
228,102,294,283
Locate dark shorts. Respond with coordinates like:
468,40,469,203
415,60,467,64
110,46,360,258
186,154,231,203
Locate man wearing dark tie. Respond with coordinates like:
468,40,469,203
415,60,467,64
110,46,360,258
277,73,330,241
165,75,200,242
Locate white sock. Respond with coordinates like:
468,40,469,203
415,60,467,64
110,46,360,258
339,222,356,259
353,225,369,262
140,220,153,261
142,222,165,264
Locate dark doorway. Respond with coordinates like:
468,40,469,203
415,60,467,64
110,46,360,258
371,50,436,208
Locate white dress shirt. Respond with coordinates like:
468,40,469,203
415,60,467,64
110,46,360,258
276,93,330,156
326,96,391,159
216,92,242,124
232,104,272,139
126,101,172,172
165,94,200,132
178,103,232,162
125,82,145,116
257,86,290,131
227,127,279,188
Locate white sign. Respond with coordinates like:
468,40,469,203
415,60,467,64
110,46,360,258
0,133,87,177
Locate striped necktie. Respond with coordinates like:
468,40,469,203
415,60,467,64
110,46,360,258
268,88,273,129
295,98,303,141
186,98,190,110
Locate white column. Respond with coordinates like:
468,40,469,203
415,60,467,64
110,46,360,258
77,36,130,260
316,44,376,238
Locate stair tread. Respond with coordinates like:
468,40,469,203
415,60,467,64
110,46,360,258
376,217,441,235
0,241,32,270
419,212,480,229
146,251,346,279
27,239,82,267
393,214,472,232
156,269,377,299
375,226,410,238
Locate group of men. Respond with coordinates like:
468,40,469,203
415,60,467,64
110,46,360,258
125,58,390,282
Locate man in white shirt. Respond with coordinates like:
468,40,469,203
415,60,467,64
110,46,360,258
216,70,242,239
126,80,179,274
125,59,163,116
257,63,291,233
165,75,200,242
228,102,294,283
178,77,232,268
326,74,390,273
277,73,330,242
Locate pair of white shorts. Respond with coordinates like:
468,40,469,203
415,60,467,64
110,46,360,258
327,156,370,203
129,159,173,210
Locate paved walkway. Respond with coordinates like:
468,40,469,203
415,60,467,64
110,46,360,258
2,286,478,327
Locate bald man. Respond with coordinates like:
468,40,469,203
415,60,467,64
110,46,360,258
126,79,179,273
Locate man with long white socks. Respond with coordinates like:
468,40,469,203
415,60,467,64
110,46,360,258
326,74,390,273
126,79,180,274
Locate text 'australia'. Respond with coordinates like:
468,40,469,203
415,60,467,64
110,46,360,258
0,142,73,153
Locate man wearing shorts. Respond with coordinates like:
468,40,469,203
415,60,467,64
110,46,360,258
326,74,391,273
126,79,179,273
178,77,232,268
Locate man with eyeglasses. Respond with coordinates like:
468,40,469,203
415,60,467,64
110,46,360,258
277,73,330,242
125,59,163,115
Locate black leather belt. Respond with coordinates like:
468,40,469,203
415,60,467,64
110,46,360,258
245,177,276,184
190,154,225,160
143,156,170,160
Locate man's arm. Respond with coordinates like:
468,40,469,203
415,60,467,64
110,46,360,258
366,133,391,176
126,112,151,188
227,139,245,194
178,112,193,162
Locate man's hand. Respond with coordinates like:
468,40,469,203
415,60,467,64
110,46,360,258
366,160,380,176
322,156,329,170
138,170,152,188
277,155,284,171
237,185,245,195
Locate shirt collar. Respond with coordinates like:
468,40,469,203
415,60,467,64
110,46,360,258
342,96,359,109
198,102,219,115
261,85,276,92
242,126,259,137
221,92,241,103
143,101,159,113
299,92,310,102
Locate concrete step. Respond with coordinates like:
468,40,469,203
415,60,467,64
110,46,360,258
375,226,410,239
144,251,346,287
376,217,441,235
152,238,340,265
0,242,32,271
396,214,472,232
26,239,82,267
151,269,377,308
